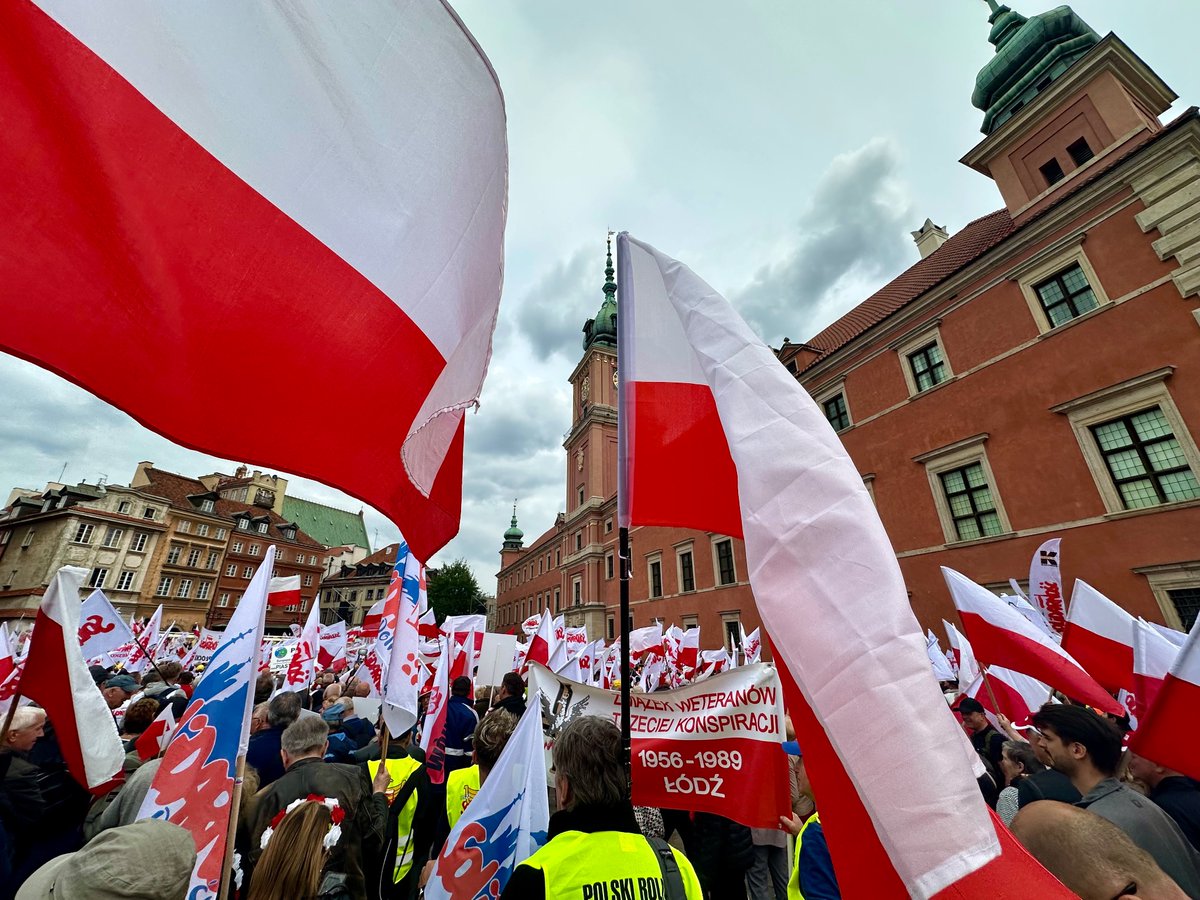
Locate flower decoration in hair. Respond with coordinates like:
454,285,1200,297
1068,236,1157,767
259,795,345,852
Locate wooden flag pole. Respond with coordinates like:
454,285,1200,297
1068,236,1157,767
216,754,247,900
618,526,632,796
378,720,391,763
980,666,1003,715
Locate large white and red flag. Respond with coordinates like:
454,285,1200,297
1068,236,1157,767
1130,618,1179,717
945,568,1121,715
282,597,320,692
317,621,347,671
1028,538,1067,636
966,666,1052,727
525,609,555,669
1130,613,1200,779
628,623,664,662
78,589,135,661
678,627,700,675
17,567,124,790
615,233,1017,897
377,541,423,737
266,576,302,609
139,547,272,900
1060,580,1134,694
0,1,506,562
124,604,162,674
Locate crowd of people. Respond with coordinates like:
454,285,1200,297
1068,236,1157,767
3,654,1200,900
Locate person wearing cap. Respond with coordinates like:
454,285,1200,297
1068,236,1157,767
101,674,138,712
15,819,196,900
956,697,1006,776
779,741,840,900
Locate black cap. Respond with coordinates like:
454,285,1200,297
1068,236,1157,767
956,697,985,715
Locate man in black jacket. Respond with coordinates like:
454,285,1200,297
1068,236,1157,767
1129,751,1200,851
492,673,526,718
245,716,391,900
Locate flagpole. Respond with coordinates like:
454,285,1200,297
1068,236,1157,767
119,627,169,686
980,666,1003,715
618,526,632,792
216,754,246,900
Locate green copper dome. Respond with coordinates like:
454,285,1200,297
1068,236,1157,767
503,501,524,549
583,234,618,350
972,3,1099,134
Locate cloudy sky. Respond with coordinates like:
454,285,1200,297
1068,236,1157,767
3,0,1198,590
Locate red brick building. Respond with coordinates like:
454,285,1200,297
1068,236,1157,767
779,5,1200,633
499,4,1200,646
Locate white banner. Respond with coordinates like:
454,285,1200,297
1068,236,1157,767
78,589,135,661
1029,537,1066,636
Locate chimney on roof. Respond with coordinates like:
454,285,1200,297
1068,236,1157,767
131,461,155,489
911,219,950,259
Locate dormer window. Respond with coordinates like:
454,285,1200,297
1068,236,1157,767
236,518,250,531
200,498,215,513
1067,137,1094,167
256,520,269,534
282,527,297,541
1039,158,1065,187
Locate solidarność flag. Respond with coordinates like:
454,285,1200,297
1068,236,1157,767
614,233,1001,898
0,1,507,561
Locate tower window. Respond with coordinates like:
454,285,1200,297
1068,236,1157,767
1067,138,1094,167
1039,158,1065,187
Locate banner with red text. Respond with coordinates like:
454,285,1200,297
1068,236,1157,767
529,662,788,828
1028,538,1066,637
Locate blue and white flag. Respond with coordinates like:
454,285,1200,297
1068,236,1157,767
137,547,272,900
381,539,423,736
425,699,550,899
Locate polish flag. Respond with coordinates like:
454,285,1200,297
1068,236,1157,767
628,623,664,662
360,598,386,640
1131,618,1179,717
547,634,571,675
945,568,1121,715
1060,580,1134,694
267,576,302,609
526,610,555,669
0,624,15,686
1130,614,1200,780
317,621,347,671
282,599,320,691
17,567,125,790
124,605,162,675
418,608,440,640
616,234,1004,897
1,1,506,562
678,628,700,674
134,704,177,762
967,666,1052,727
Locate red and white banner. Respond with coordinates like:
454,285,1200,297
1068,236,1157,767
1,0,507,561
1028,539,1066,636
1131,618,1179,718
134,704,176,761
193,628,223,667
1061,580,1134,694
740,625,762,664
267,575,301,609
318,621,347,670
628,623,664,662
18,567,124,790
78,589,135,661
521,615,541,637
361,598,386,640
1130,613,1200,779
945,567,1120,715
530,662,788,829
124,604,162,675
526,610,554,669
282,600,320,691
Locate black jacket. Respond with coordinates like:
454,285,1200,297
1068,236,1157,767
493,694,526,718
245,757,389,900
1016,767,1081,808
1150,776,1200,851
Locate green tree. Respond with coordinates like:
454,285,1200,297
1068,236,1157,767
427,558,485,620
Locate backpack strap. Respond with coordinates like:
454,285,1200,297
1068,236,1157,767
647,836,687,900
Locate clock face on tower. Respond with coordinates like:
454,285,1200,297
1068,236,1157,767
612,368,618,389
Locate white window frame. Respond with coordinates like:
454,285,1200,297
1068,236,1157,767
1134,562,1200,631
712,537,737,587
187,548,202,567
200,498,215,512
197,523,209,537
88,567,108,589
571,577,582,606
1050,368,1200,515
721,613,742,652
225,563,237,577
236,518,250,531
102,527,124,548
21,529,34,548
242,565,254,579
605,551,615,580
196,581,211,601
913,433,1012,544
215,528,227,540
207,552,219,570
166,545,182,565
1012,239,1110,335
116,570,135,591
303,574,313,587
72,522,94,544
116,500,131,514
177,520,191,534
894,324,953,398
248,544,261,557
177,579,193,598
218,593,230,608
157,576,173,596
256,521,269,534
812,377,852,433
142,507,156,520
131,532,148,553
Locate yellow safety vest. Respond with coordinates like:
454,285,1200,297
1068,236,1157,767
520,829,704,899
368,756,422,883
446,764,480,831
787,812,821,900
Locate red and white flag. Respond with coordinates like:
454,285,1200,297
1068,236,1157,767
1061,580,1134,694
628,623,664,662
967,667,1051,727
361,598,386,640
0,624,14,686
267,576,302,609
420,636,452,785
1131,618,1179,717
1,1,507,562
125,605,162,675
418,608,440,640
740,625,762,664
1130,614,1200,779
134,704,177,762
678,628,700,674
78,589,135,661
521,615,541,637
945,568,1120,715
615,234,1004,897
945,622,981,699
547,633,571,675
526,610,555,669
18,567,124,790
1028,538,1067,636
318,621,347,670
282,599,320,691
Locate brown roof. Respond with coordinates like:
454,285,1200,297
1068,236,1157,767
795,110,1197,372
326,543,399,581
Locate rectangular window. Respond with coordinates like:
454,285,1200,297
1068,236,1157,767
21,529,34,548
605,552,614,580
218,593,230,608
574,532,583,552
572,579,582,606
197,582,210,601
116,570,135,591
1040,157,1065,186
939,463,1003,541
823,394,850,431
554,588,561,613
207,552,219,569
256,521,268,534
556,549,561,566
166,545,181,565
88,567,108,589
715,539,736,586
232,541,243,553
225,563,237,577
309,555,317,565
1168,588,1200,632
215,528,227,540
142,507,156,520
1067,137,1094,167
248,544,261,556
102,527,124,548
242,565,254,578
177,579,193,598
303,574,313,587
237,519,249,531
908,343,947,392
1091,408,1200,510
648,560,663,599
605,518,613,534
131,532,147,552
157,576,172,596
1034,264,1099,328
608,617,615,640
679,550,696,593
724,619,741,652
177,520,191,534
187,549,202,567
117,501,131,514
73,523,94,544
200,498,215,512
197,523,209,537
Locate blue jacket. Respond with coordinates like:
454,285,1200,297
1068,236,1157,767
246,727,285,787
444,695,479,759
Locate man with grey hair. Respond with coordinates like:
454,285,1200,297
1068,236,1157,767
245,717,393,900
501,716,703,899
246,689,302,787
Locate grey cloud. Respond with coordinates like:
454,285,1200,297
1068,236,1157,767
514,247,600,360
736,138,915,344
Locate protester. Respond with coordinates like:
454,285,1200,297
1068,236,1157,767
443,676,480,777
117,697,161,752
501,716,703,899
308,672,336,711
86,758,162,839
492,672,526,717
996,740,1044,827
1013,724,1080,808
779,741,841,900
367,725,435,899
247,717,390,900
1031,704,1200,895
247,690,302,787
14,820,196,900
255,672,276,706
177,670,195,699
324,699,376,763
100,674,137,713
957,697,1005,774
692,811,754,899
1128,751,1200,852
1012,801,1191,900
250,701,271,736
247,799,343,900
141,660,187,715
